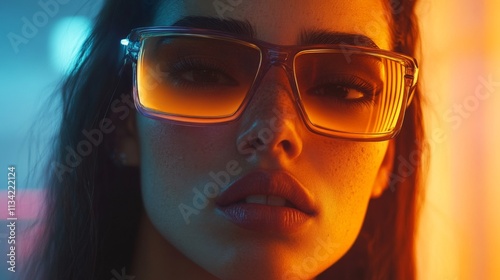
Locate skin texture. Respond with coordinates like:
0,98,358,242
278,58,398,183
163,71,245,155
127,1,395,279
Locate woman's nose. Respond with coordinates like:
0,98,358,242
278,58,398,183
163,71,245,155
235,67,304,167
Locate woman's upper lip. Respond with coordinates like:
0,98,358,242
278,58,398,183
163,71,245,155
215,170,317,215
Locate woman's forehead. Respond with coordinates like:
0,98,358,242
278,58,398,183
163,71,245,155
154,0,392,49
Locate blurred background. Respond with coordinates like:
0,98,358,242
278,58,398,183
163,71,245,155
0,0,499,279
417,0,500,279
0,1,104,279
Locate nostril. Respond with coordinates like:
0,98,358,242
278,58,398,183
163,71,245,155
280,140,292,152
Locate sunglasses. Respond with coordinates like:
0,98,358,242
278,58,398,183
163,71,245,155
122,27,418,141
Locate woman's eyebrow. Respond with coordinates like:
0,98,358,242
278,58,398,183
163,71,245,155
172,16,255,37
300,30,380,48
170,17,379,48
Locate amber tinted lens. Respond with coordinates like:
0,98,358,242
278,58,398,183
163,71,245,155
137,35,261,119
295,51,407,135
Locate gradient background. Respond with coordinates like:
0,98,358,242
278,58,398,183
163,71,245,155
0,0,499,279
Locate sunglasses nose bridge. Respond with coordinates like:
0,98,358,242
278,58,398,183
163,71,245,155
262,48,296,85
267,49,289,65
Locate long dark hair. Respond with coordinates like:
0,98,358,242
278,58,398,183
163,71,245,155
26,0,426,279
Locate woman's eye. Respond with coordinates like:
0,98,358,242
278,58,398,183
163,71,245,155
164,59,239,87
180,69,231,85
312,84,366,100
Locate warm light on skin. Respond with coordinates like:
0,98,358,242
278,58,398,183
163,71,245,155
128,1,396,279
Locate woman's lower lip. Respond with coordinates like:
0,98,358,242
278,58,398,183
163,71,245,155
217,203,312,234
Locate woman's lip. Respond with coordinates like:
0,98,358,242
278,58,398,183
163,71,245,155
215,170,316,214
215,170,317,232
216,204,312,234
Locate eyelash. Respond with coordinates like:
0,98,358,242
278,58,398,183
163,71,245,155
166,57,235,88
310,75,375,94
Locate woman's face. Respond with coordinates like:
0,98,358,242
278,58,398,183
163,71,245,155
135,0,394,279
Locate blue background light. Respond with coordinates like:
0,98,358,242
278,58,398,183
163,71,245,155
49,16,91,74
0,2,102,279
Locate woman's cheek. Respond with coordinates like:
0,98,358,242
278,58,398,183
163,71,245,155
301,140,387,248
137,115,239,220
